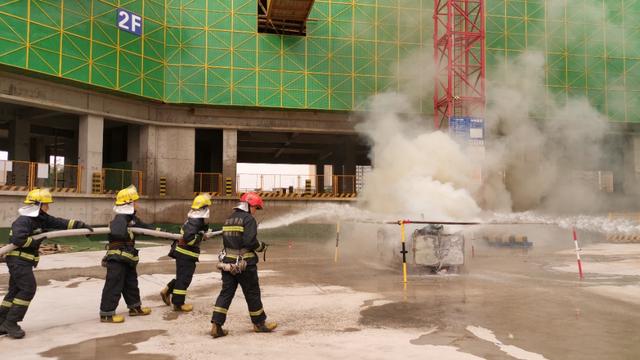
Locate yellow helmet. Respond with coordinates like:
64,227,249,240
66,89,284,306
115,185,140,205
191,193,212,210
24,188,54,204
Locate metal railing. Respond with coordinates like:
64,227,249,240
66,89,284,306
0,161,82,192
35,164,82,193
100,168,144,194
236,173,358,197
194,172,223,194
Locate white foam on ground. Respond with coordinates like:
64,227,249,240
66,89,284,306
466,325,549,360
0,273,486,360
552,259,640,277
557,243,640,257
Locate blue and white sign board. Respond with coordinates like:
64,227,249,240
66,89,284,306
117,9,142,36
468,117,484,146
448,116,484,146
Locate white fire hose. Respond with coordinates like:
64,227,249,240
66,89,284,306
0,227,223,258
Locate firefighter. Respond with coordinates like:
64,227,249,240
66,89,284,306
99,185,154,323
210,192,276,338
0,188,93,338
160,194,212,312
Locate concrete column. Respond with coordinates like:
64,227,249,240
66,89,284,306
316,163,325,193
137,125,195,198
127,125,141,171
222,129,237,195
138,125,158,196
156,126,195,198
78,115,103,194
9,119,30,161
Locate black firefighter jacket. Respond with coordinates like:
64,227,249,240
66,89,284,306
221,209,266,266
105,213,154,266
169,217,209,261
8,211,83,266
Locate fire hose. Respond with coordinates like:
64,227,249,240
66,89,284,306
0,227,223,258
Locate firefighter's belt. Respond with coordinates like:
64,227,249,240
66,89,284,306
224,248,254,258
108,241,134,250
6,250,40,262
106,249,139,262
175,246,199,258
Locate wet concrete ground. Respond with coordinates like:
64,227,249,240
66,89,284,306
1,228,639,359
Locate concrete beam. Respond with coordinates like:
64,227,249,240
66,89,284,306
0,71,358,134
9,119,30,161
78,115,103,194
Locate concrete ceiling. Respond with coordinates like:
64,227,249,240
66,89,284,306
237,130,371,165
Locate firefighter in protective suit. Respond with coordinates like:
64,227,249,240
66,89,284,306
99,185,154,323
160,194,212,312
0,189,93,338
210,192,276,338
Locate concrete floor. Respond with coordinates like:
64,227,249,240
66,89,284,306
1,226,639,360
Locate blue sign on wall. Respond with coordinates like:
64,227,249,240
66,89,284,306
448,116,484,146
117,8,142,36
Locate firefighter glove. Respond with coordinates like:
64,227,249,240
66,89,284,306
75,221,94,232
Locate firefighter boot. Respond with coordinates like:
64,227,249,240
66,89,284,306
100,315,125,323
173,304,193,312
160,287,171,306
0,320,26,339
211,323,228,338
253,321,277,333
129,306,152,316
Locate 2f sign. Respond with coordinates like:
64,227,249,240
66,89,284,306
117,9,142,36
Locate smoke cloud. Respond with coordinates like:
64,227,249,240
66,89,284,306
355,0,618,218
355,92,481,220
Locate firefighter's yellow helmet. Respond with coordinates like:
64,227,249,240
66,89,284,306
115,185,140,205
24,188,54,204
191,193,212,210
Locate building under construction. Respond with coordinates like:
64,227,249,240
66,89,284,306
0,0,638,224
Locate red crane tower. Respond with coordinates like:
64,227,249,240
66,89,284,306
433,0,486,129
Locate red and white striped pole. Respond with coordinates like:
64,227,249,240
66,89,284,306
572,227,584,280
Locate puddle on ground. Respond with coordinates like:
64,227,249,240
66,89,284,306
410,330,515,360
410,331,460,346
361,298,387,307
342,327,361,332
39,330,172,360
65,278,92,288
163,310,179,321
359,301,447,328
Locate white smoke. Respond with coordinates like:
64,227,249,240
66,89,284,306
355,42,611,219
355,92,482,221
483,52,610,212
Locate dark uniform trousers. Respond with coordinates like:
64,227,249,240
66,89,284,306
0,261,36,322
211,265,267,325
166,256,197,306
99,260,142,316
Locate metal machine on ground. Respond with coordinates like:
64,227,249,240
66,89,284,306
378,224,465,274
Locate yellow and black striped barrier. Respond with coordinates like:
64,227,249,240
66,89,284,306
225,177,233,196
0,185,29,191
159,177,167,196
304,179,312,196
607,234,640,243
91,172,102,194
